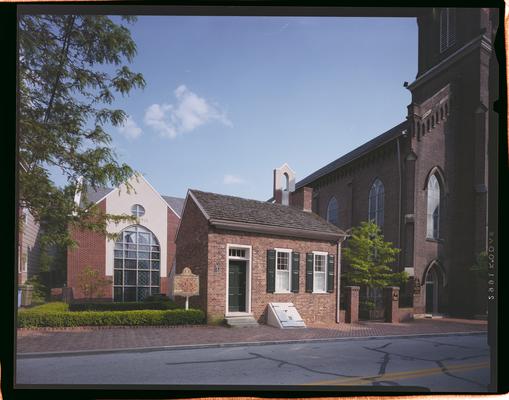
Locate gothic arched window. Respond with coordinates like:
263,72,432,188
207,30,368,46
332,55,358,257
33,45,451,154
427,174,441,239
113,225,160,301
368,179,384,228
326,197,339,226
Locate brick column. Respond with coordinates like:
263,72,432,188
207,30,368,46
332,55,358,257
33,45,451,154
384,287,400,323
345,286,360,323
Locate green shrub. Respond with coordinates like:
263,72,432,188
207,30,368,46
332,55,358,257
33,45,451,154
17,308,205,328
26,302,69,312
69,300,178,312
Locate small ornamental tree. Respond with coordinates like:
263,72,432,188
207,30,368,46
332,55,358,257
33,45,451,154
78,266,112,299
343,221,407,304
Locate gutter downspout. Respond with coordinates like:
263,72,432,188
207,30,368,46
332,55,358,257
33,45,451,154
397,136,402,264
336,239,342,323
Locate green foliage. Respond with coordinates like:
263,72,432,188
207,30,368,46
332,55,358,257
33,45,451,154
470,251,488,280
77,266,112,299
69,300,178,312
24,276,49,305
18,15,145,247
27,301,69,312
343,221,407,293
17,309,205,328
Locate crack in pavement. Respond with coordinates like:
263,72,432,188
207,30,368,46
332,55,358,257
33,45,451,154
362,343,488,388
248,352,359,378
412,338,481,350
165,355,259,365
435,360,488,389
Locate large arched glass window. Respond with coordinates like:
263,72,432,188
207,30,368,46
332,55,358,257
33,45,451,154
368,179,384,228
326,197,339,226
113,225,160,301
427,174,441,239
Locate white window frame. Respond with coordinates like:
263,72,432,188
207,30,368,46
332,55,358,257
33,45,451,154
225,244,252,316
23,255,28,273
312,251,328,293
274,248,292,294
131,204,146,217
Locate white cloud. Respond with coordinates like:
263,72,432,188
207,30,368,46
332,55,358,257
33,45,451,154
223,174,245,185
144,85,232,139
117,116,142,139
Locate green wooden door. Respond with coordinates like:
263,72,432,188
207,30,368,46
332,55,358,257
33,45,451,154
228,260,247,312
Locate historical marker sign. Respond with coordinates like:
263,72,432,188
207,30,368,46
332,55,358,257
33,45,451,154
174,267,199,298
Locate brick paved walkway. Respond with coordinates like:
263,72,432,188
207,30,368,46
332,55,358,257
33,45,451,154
16,318,487,354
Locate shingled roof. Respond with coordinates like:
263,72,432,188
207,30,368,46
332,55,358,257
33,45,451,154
189,189,345,240
296,121,408,189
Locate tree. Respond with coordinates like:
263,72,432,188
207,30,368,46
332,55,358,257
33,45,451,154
18,14,145,247
343,221,407,303
78,266,112,299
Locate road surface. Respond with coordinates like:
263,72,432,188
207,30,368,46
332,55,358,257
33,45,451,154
16,333,490,392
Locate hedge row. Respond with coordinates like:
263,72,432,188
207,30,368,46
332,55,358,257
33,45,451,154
68,300,178,312
18,309,205,328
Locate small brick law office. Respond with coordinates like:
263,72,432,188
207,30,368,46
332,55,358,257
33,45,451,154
174,186,347,324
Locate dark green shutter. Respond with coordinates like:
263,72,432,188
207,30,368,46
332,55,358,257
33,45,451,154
266,249,276,293
305,253,313,292
327,254,335,293
291,252,300,293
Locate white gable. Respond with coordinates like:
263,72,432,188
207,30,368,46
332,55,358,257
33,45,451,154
105,174,169,278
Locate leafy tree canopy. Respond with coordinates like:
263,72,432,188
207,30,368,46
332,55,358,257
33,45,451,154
343,221,407,290
19,14,145,247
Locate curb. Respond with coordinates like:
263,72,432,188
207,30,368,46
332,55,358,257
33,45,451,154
17,330,487,359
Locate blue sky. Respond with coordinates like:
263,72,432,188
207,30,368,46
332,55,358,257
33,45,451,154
74,15,418,201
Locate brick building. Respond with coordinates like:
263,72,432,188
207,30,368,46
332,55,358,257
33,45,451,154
67,174,184,300
282,8,498,318
174,186,346,324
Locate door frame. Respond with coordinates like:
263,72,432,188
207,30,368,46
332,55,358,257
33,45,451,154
225,244,252,316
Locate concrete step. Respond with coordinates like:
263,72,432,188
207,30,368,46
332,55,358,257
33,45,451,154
225,315,259,328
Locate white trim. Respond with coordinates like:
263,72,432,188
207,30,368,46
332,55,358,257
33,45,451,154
225,244,252,317
274,248,292,294
336,241,341,323
188,190,211,220
312,251,328,293
89,173,182,218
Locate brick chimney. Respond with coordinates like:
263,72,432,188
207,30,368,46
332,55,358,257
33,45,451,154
290,186,313,212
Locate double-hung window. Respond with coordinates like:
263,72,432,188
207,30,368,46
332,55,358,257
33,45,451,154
275,249,291,292
313,252,327,293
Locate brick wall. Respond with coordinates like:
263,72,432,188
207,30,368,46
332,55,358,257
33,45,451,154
67,200,109,299
207,229,338,324
164,207,181,295
174,196,209,311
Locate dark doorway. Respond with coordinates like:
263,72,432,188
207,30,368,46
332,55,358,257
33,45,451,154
425,267,439,314
228,260,247,312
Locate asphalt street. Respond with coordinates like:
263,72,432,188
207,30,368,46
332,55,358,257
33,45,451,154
16,333,490,392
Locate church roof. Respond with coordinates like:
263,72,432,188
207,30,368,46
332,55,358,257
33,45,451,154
296,121,408,189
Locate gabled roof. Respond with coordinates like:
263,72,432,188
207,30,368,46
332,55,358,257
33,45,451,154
81,186,185,217
296,121,408,189
189,189,346,240
162,196,185,217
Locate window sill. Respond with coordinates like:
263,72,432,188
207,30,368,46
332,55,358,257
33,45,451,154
274,291,291,294
312,291,328,294
425,238,444,243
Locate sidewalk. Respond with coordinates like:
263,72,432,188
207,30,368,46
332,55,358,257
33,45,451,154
17,317,487,355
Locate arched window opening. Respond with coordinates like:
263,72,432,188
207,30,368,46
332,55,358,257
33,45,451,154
440,107,444,120
131,204,145,217
283,172,289,192
326,197,339,227
426,174,441,239
368,179,384,228
113,225,160,302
